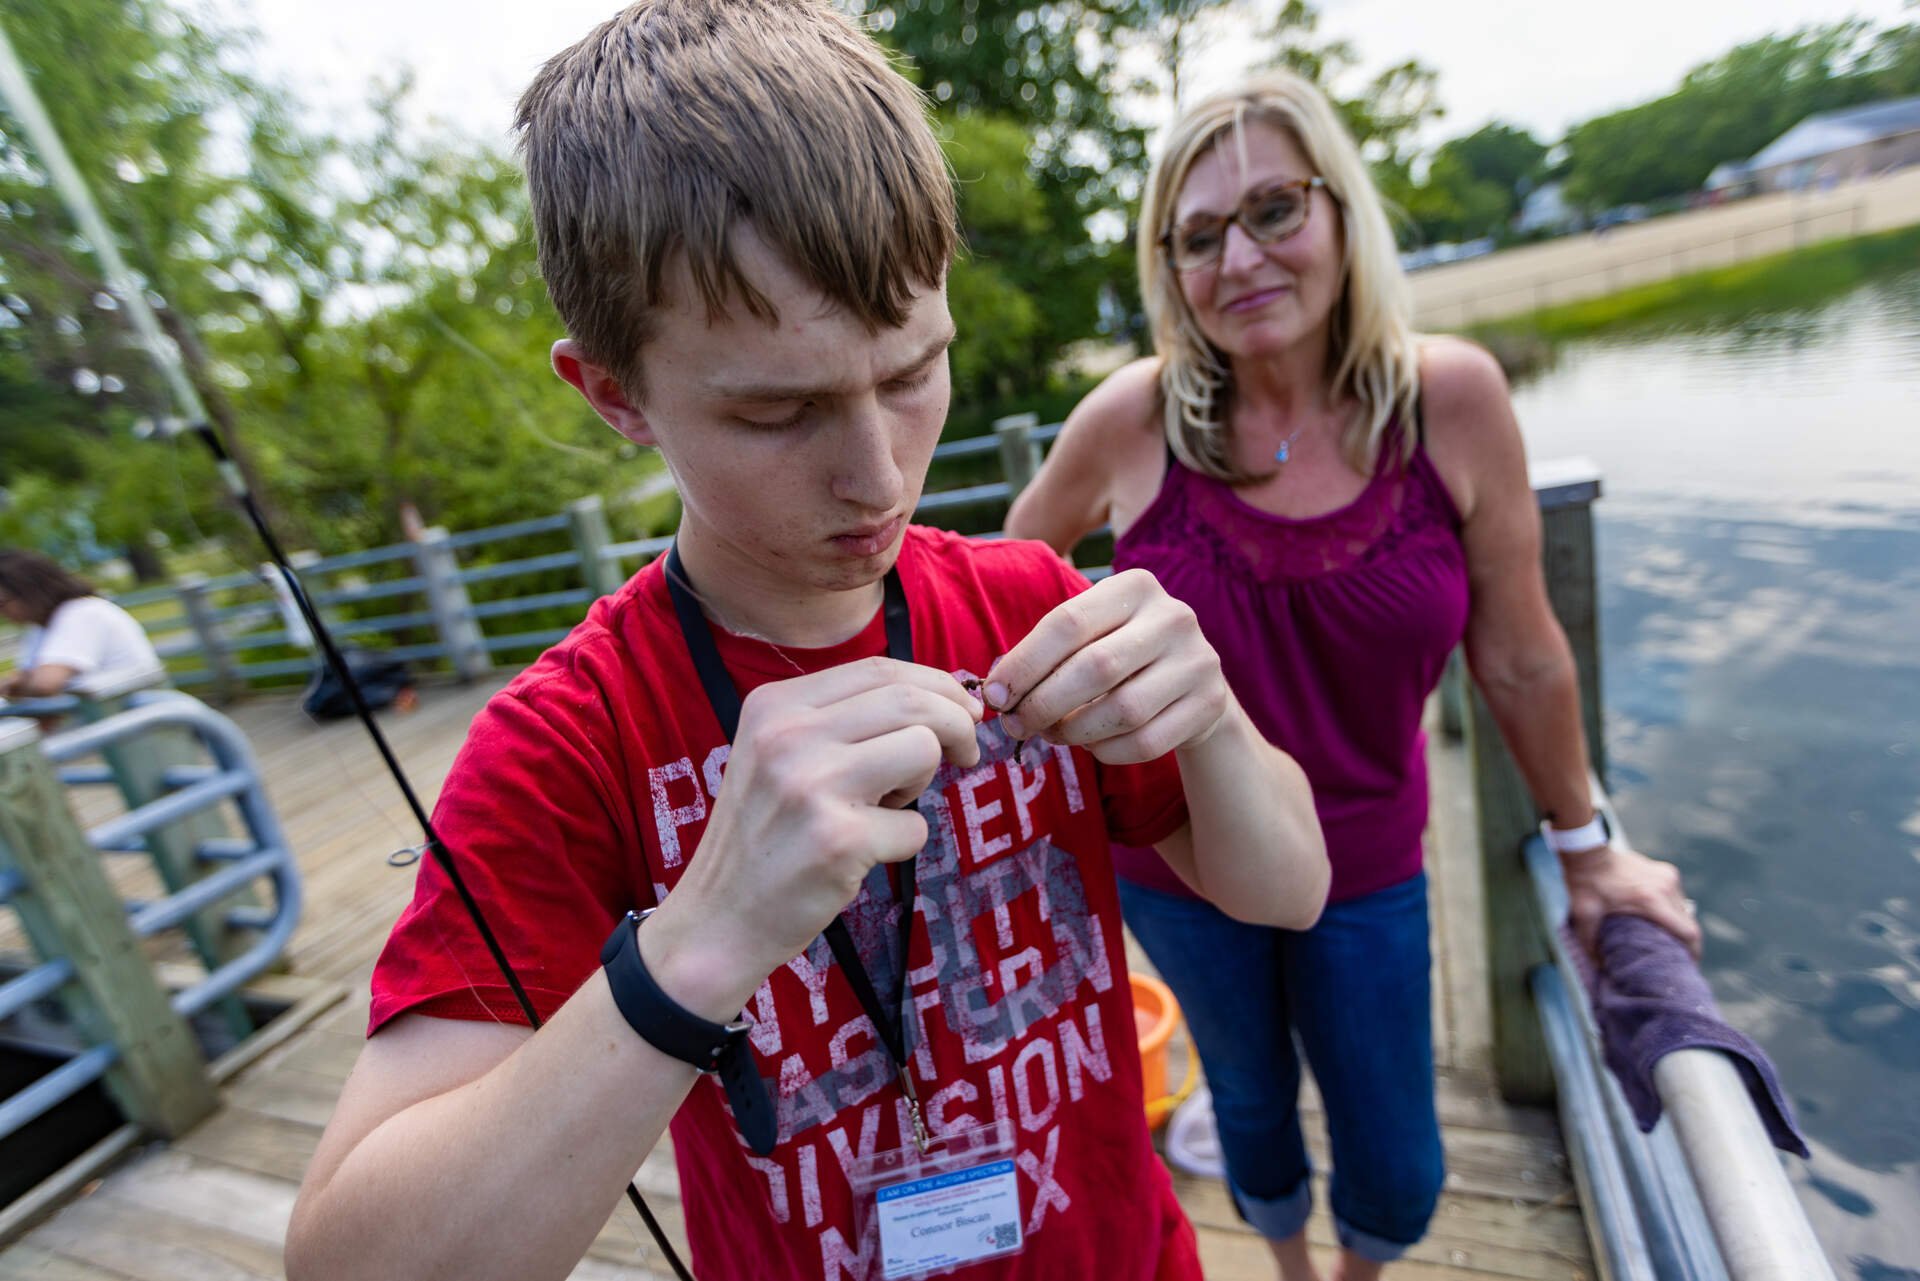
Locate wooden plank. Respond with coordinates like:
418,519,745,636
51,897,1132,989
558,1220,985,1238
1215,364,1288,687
16,1195,284,1281
587,1145,689,1267
223,1066,349,1129
91,1153,294,1248
1288,1119,1571,1204
1194,1223,1513,1281
1290,1067,1562,1145
569,1256,677,1281
1430,712,1496,1078
1173,1176,1589,1279
588,1195,691,1273
255,1026,365,1083
171,1105,321,1186
0,1243,135,1281
1429,823,1455,1071
207,980,347,1086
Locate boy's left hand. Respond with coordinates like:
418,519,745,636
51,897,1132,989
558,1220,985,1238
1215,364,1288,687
983,569,1229,765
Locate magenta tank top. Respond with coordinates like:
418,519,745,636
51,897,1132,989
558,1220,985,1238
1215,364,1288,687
1111,417,1470,904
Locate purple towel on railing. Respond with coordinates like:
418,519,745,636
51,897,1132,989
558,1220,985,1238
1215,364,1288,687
1566,914,1810,1157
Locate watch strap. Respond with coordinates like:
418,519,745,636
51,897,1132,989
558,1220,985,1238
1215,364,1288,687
1542,813,1610,854
600,910,778,1154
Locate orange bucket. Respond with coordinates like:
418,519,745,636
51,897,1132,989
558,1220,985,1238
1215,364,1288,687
1129,972,1179,1109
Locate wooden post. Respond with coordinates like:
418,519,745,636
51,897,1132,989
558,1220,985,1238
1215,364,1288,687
568,495,625,601
175,574,238,704
1468,683,1556,1105
413,526,490,681
994,412,1042,499
1437,647,1467,741
1535,460,1607,788
1476,458,1606,1104
0,721,218,1137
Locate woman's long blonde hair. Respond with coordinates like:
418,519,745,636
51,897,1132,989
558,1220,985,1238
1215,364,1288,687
1138,72,1420,483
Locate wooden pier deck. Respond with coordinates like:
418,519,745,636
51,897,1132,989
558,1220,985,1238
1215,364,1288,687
0,678,1593,1281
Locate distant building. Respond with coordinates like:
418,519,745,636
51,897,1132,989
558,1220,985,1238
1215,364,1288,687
1514,181,1580,235
1746,95,1920,192
1704,161,1757,199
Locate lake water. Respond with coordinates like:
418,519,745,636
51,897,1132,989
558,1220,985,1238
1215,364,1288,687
1508,268,1920,1279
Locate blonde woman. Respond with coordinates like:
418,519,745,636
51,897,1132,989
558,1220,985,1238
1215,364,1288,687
1006,74,1698,1280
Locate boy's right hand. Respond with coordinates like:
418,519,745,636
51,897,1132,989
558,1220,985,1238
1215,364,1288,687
636,657,982,1020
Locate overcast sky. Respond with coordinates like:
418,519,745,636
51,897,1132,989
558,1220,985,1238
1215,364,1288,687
215,0,1915,152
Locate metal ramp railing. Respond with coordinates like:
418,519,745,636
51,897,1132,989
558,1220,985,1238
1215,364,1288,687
0,691,301,1146
1523,809,1833,1281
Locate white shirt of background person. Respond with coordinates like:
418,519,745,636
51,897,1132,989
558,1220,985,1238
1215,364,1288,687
22,596,164,686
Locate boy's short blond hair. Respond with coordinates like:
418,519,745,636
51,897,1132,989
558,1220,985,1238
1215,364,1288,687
515,0,957,398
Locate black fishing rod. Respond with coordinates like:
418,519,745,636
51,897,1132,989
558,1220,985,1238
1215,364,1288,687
0,23,697,1280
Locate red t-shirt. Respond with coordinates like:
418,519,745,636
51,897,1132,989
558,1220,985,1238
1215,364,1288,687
369,526,1201,1281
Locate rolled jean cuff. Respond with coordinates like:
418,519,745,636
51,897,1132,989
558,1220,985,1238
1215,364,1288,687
1335,1215,1418,1264
1231,1174,1312,1242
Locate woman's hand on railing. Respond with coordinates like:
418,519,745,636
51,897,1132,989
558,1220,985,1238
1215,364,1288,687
1560,841,1702,960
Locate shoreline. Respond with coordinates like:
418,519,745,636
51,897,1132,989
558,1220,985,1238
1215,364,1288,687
1411,165,1920,331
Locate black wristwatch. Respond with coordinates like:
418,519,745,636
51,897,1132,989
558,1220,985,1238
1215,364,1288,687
600,909,751,1071
599,910,778,1154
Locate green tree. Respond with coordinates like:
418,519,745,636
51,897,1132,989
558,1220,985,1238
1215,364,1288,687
0,0,251,572
1560,23,1880,209
1863,14,1920,96
0,0,634,573
847,1,1157,410
1395,151,1509,244
1438,123,1546,221
941,112,1044,405
1262,0,1443,167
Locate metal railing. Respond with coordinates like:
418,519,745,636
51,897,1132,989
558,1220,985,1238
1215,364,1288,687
82,416,1073,699
1525,821,1833,1281
0,692,301,1144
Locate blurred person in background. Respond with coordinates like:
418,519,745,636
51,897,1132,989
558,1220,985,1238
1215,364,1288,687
0,549,162,699
1006,72,1699,1281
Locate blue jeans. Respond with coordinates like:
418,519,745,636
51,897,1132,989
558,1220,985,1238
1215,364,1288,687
1119,872,1444,1263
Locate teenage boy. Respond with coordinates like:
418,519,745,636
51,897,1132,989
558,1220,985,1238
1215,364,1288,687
285,3,1328,1279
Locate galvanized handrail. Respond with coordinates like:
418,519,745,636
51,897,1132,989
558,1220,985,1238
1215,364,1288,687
1654,1051,1833,1281
0,690,301,1141
40,692,303,1021
1522,821,1833,1281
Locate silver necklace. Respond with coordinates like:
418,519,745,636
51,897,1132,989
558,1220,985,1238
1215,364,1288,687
1274,425,1304,464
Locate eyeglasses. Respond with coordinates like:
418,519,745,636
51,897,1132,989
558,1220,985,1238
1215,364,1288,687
1160,176,1328,272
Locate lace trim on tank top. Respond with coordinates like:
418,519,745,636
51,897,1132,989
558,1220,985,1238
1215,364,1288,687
1121,422,1460,585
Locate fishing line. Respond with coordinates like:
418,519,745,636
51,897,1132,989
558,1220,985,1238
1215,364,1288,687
419,308,607,464
0,23,698,1280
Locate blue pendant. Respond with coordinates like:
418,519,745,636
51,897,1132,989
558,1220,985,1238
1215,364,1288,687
1274,442,1290,463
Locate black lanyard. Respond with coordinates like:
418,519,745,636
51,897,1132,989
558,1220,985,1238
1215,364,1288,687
662,544,931,1148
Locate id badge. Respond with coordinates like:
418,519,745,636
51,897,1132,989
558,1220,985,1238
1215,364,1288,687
848,1119,1024,1279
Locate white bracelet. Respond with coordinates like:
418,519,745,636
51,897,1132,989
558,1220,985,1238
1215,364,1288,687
1541,814,1609,854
